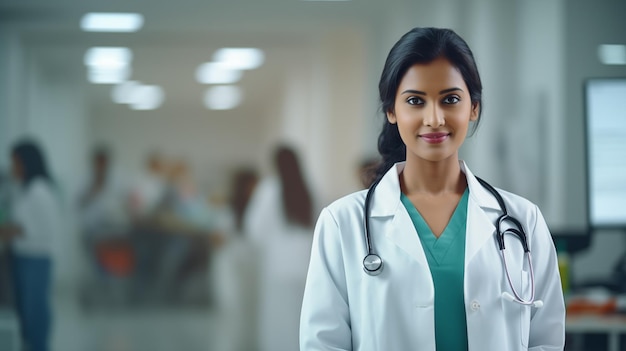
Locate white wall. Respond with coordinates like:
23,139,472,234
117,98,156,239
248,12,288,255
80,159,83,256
0,35,90,291
0,25,27,168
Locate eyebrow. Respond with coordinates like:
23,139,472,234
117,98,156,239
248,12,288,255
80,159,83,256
401,87,464,95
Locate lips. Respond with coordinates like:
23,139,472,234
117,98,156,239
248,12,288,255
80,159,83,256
419,132,449,144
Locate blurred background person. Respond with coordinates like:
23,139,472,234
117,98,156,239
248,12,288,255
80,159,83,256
151,158,220,304
212,167,260,351
76,146,132,307
128,151,169,220
0,139,63,351
125,150,169,303
358,156,381,189
244,144,314,351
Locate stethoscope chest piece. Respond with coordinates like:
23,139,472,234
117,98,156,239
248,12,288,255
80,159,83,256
363,254,383,275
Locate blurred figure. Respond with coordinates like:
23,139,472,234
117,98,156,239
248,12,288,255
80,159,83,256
0,139,62,351
128,151,168,219
213,167,259,351
152,158,218,303
358,156,380,189
244,145,314,351
129,153,222,304
126,151,170,302
77,146,132,306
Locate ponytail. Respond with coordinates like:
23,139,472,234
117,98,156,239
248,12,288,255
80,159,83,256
374,120,405,182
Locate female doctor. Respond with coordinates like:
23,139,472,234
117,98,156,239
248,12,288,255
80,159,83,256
299,27,565,351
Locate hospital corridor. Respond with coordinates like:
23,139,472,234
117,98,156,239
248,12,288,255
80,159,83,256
1,0,626,350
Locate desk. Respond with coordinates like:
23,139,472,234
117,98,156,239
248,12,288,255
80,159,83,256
566,314,626,351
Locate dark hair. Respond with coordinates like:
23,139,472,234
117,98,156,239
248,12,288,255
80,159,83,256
375,27,483,180
275,145,313,228
92,144,111,162
11,139,52,187
230,168,259,232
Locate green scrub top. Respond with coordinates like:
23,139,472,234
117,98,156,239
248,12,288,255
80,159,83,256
400,188,469,351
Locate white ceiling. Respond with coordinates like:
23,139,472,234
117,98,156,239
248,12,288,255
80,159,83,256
0,0,388,111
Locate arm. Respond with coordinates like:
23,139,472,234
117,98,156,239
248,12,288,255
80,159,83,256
528,206,566,350
300,208,352,351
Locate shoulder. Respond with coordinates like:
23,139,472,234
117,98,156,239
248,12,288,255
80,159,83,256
13,178,58,216
25,179,56,201
493,187,536,210
463,160,539,221
320,189,368,223
491,186,544,229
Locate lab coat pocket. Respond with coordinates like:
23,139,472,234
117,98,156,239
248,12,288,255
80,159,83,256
520,270,531,348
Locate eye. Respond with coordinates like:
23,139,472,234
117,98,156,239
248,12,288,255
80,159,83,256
406,96,424,105
442,95,460,104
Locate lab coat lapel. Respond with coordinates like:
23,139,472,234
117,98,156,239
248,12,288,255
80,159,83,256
461,161,498,263
370,162,429,267
465,198,496,262
385,206,429,267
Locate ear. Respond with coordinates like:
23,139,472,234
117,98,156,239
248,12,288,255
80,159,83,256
386,110,397,124
470,102,480,121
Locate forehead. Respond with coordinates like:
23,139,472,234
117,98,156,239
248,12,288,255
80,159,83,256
397,57,467,92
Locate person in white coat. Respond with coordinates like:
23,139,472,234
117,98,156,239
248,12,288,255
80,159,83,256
0,140,62,351
245,145,314,351
300,27,565,351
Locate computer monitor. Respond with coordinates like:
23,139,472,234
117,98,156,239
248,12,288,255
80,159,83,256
584,78,626,229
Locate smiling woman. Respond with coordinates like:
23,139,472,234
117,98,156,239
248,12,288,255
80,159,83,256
299,27,566,351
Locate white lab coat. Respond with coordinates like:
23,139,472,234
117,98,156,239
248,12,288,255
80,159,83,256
300,161,565,351
244,177,313,351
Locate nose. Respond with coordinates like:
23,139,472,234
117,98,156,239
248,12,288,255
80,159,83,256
423,104,445,127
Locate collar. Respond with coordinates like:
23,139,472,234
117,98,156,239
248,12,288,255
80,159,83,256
369,160,501,217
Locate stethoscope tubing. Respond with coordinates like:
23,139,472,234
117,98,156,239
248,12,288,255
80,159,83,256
362,174,541,307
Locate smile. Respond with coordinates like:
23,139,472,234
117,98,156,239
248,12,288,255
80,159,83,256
419,132,450,144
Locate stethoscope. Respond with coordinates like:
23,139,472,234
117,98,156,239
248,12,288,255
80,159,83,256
362,175,544,308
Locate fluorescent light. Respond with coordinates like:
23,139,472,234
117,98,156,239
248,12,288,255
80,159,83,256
84,47,133,84
196,62,243,84
111,81,164,110
130,85,164,110
111,80,140,104
84,47,132,69
204,86,242,110
87,66,131,84
81,13,144,32
212,48,264,70
598,44,626,65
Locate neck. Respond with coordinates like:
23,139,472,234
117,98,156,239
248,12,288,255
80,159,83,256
400,156,465,196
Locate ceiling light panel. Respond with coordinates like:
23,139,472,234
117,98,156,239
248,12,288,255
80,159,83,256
196,62,243,84
130,85,165,110
212,48,265,70
84,47,132,68
81,13,144,32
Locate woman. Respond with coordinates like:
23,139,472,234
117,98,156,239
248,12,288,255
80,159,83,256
0,140,61,351
300,27,565,350
244,145,314,351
